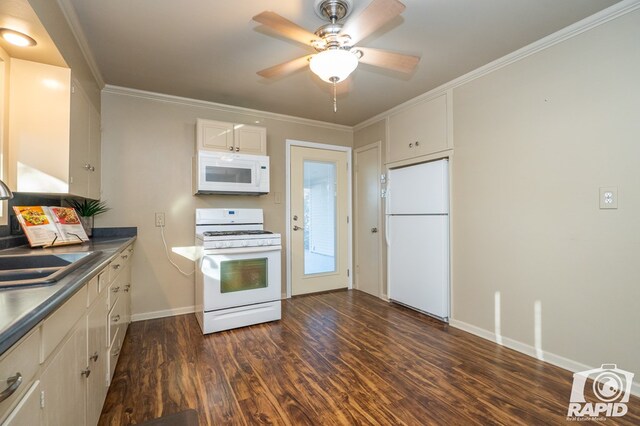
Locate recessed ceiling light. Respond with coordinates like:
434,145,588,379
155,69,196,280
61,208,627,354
0,28,37,47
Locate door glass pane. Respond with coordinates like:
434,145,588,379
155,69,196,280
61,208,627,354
206,165,251,183
220,258,268,293
303,161,336,275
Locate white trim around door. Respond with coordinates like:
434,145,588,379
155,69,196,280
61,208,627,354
285,139,353,299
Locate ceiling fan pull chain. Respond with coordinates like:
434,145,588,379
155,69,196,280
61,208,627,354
333,80,337,113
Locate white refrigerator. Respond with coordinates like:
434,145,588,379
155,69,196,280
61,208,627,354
386,159,449,320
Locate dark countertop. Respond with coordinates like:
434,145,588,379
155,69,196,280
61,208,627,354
0,236,136,356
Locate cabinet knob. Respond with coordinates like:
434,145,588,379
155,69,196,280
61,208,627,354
121,254,128,260
235,146,240,152
112,286,120,293
228,146,234,151
89,166,96,172
90,352,99,362
112,314,121,323
0,373,22,403
81,367,91,378
83,163,92,170
408,143,413,148
415,141,420,146
112,264,121,270
371,227,378,233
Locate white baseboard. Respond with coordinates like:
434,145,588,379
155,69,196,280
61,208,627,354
449,319,640,398
132,305,195,322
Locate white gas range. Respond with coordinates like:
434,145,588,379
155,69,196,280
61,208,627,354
194,208,282,334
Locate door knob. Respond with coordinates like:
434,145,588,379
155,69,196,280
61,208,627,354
293,225,303,231
371,227,378,233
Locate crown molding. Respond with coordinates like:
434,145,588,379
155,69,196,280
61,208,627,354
354,0,640,131
56,0,105,88
102,85,354,132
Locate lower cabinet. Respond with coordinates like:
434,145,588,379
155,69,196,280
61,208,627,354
0,242,134,426
40,319,87,426
86,292,108,426
1,381,41,426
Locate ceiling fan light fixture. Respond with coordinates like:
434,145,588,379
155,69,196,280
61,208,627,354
309,49,358,83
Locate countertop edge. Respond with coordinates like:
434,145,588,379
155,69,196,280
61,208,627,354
0,236,137,356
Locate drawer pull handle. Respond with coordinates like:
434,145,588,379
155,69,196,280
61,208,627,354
113,314,121,322
0,373,22,402
90,352,99,362
112,286,120,293
112,264,121,270
81,367,91,378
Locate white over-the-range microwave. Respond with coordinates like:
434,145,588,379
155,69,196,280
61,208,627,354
193,151,270,195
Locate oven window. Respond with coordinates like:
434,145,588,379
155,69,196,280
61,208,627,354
220,258,268,293
205,166,252,183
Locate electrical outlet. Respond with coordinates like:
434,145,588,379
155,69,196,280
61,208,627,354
155,212,165,227
599,187,618,209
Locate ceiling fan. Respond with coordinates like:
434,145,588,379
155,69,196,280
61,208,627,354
253,0,420,112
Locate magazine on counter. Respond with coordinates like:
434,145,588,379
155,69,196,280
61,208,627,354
13,206,89,247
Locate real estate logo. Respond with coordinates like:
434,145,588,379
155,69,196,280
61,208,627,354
567,364,634,420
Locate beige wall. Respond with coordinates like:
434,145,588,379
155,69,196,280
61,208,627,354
451,10,640,376
97,90,352,317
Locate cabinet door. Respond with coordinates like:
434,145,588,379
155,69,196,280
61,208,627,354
387,94,448,164
1,380,41,426
86,294,108,426
87,104,101,200
197,119,233,152
69,80,91,197
234,125,266,155
40,319,87,426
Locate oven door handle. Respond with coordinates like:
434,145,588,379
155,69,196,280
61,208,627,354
203,246,282,255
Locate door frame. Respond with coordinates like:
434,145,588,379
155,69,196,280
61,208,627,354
354,141,383,298
285,139,353,298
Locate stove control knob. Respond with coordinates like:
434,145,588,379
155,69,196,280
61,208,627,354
241,241,248,247
265,240,272,246
257,240,265,246
214,242,223,249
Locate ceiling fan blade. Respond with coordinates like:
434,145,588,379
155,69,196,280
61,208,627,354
257,55,313,79
340,0,405,46
253,11,319,46
356,47,419,74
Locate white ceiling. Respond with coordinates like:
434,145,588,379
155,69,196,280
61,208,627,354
64,0,620,126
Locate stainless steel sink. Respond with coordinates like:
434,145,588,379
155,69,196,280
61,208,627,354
0,251,101,289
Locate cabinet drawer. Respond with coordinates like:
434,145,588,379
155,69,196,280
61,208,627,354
108,256,124,283
107,296,126,347
86,275,99,307
108,273,126,310
97,269,108,293
41,286,87,362
0,329,40,422
108,330,122,382
1,380,40,426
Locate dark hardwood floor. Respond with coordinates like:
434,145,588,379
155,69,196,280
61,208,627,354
99,290,640,425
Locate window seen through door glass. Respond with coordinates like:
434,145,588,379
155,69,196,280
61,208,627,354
303,160,337,275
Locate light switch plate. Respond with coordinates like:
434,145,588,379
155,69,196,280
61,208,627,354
599,187,618,209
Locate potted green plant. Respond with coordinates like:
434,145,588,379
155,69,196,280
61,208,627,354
66,199,110,237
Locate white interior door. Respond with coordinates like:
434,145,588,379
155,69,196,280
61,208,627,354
354,143,381,297
290,145,349,296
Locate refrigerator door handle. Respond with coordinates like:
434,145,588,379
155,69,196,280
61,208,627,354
384,183,391,246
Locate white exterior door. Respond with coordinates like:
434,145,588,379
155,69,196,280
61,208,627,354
290,145,349,296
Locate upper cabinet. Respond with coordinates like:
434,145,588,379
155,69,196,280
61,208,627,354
386,92,452,164
197,118,267,155
8,59,101,198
